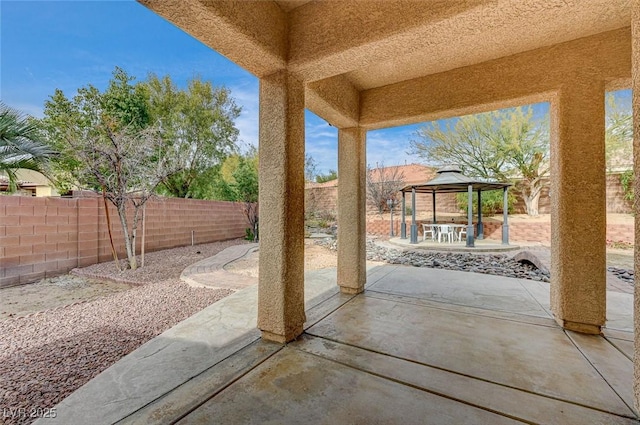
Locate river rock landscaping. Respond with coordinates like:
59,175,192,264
316,238,552,282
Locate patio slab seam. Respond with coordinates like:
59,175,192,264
363,289,558,328
116,340,285,425
565,330,636,416
516,278,554,317
289,336,526,423
292,334,638,424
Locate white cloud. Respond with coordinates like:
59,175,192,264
366,125,423,168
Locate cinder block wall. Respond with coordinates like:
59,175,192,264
0,196,248,287
366,218,633,245
309,173,633,216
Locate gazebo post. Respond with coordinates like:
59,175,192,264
432,191,436,224
410,187,418,243
477,190,484,239
466,184,474,247
401,191,407,239
502,186,509,245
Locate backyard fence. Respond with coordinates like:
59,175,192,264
0,195,248,287
366,218,633,245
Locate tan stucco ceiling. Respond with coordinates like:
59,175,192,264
139,0,632,128
342,0,631,90
273,0,311,12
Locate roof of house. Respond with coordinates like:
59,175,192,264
305,163,434,189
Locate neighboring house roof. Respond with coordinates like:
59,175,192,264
305,163,434,189
0,170,59,196
306,179,338,189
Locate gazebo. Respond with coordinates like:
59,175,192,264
400,166,511,247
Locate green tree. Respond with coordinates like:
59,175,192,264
603,93,633,202
316,169,338,183
0,103,55,191
41,67,180,270
605,93,633,172
214,150,259,240
410,106,549,216
142,74,241,198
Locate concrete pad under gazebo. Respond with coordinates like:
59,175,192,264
400,166,511,247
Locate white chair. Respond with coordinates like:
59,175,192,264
457,226,467,242
422,223,436,241
438,224,454,243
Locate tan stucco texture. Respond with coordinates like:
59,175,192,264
337,128,367,294
550,82,606,334
257,71,306,343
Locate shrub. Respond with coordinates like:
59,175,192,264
456,189,515,215
619,170,634,202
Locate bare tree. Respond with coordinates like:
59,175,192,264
366,162,406,214
68,123,181,269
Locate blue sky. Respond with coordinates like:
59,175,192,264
1,1,632,175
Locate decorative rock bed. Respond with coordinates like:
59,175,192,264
316,238,551,282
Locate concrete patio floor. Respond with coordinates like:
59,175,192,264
41,262,636,424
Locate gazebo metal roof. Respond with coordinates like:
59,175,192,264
401,166,511,194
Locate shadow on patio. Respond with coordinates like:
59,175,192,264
41,266,637,425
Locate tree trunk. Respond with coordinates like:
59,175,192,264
522,180,543,216
117,203,137,270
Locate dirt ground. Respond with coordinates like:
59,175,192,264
0,275,133,320
0,239,338,321
224,239,337,278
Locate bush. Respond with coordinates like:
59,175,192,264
620,170,634,202
456,189,515,215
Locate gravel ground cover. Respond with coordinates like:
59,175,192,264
0,239,244,425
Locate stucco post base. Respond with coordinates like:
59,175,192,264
339,286,362,295
257,71,306,343
337,127,366,295
549,80,606,334
261,327,304,344
555,320,601,335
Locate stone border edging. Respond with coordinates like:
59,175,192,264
180,243,259,289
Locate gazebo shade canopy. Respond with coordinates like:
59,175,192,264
401,166,511,194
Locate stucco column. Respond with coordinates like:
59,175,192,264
257,71,306,343
337,127,366,294
631,0,640,413
550,79,606,335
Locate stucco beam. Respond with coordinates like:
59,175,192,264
138,0,287,77
287,0,491,82
306,75,360,128
360,28,631,130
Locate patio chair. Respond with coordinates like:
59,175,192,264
438,224,454,243
457,226,467,241
422,223,436,241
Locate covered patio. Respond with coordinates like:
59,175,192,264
41,265,636,424
55,0,640,420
